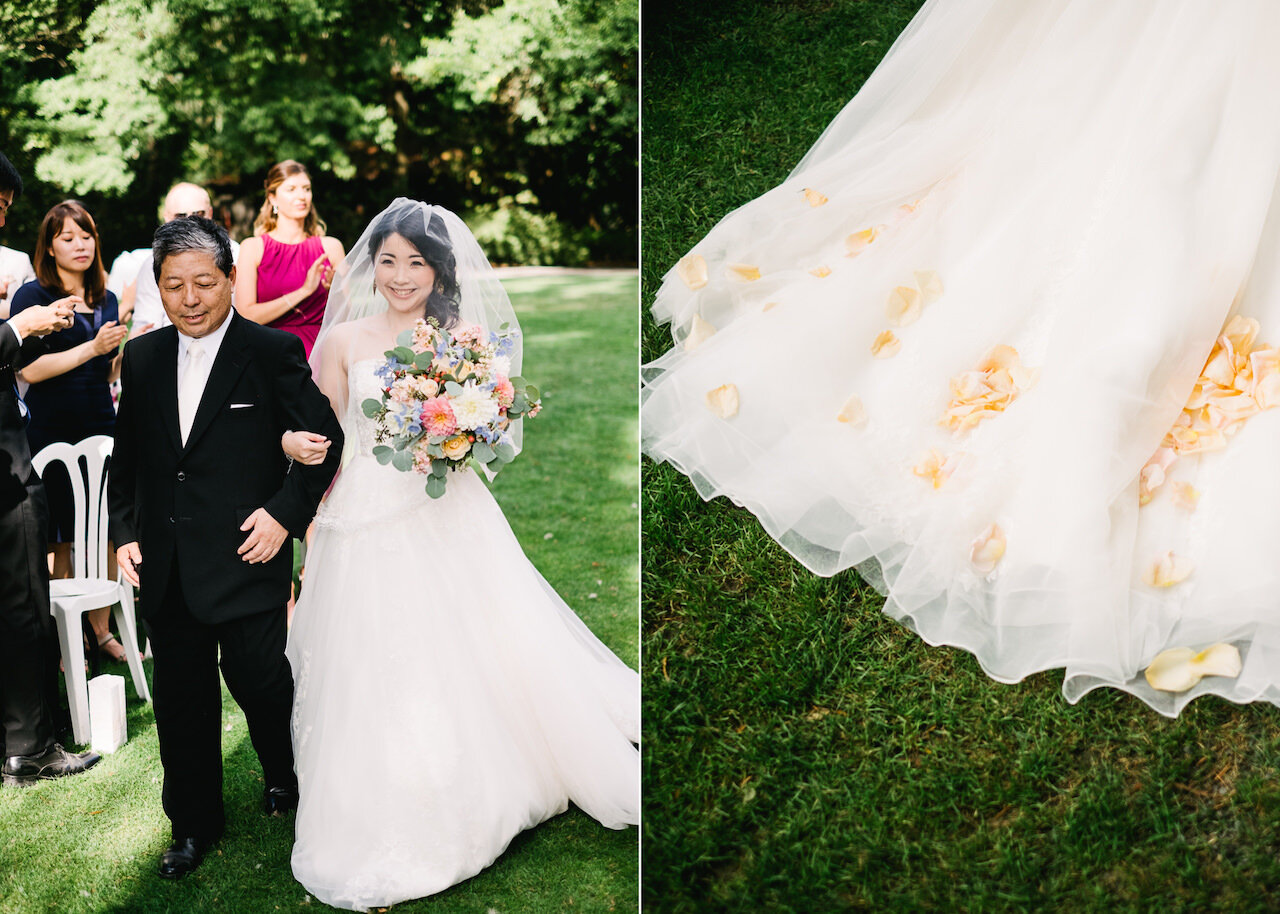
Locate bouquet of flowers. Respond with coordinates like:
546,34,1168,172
361,318,541,497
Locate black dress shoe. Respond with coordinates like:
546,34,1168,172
262,785,299,816
158,837,212,879
2,743,101,787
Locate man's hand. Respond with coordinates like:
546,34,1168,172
237,508,288,564
281,430,332,466
116,542,142,587
9,297,76,338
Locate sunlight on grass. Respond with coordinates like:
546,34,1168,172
0,270,638,914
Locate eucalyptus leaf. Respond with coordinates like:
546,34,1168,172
471,441,495,463
373,445,393,465
495,441,516,464
414,351,434,369
431,460,449,479
361,398,383,418
426,443,444,458
391,449,414,472
426,475,447,499
392,346,415,363
524,384,540,401
396,328,413,347
445,381,464,397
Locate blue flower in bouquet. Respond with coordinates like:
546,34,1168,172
385,399,422,436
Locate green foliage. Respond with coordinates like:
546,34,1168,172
0,0,636,264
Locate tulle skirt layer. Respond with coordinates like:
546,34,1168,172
641,0,1280,715
287,461,638,911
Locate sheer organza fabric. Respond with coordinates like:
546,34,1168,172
641,0,1280,715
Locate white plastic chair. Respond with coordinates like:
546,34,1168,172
32,435,151,745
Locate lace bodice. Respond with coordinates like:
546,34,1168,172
349,359,385,457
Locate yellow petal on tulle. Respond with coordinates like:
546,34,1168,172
1202,343,1237,389
1138,447,1177,506
683,314,717,352
762,300,779,312
809,266,832,278
1144,643,1241,693
726,263,761,282
914,270,944,305
970,523,1006,574
1008,364,1039,392
705,384,739,419
836,394,867,427
913,449,962,489
1223,315,1260,353
977,344,1020,373
886,285,922,326
1172,482,1200,511
676,254,708,290
1145,552,1194,588
871,330,901,358
844,228,879,257
803,187,828,207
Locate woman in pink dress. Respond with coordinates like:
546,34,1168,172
235,160,345,357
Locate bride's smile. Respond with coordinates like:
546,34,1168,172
375,232,435,315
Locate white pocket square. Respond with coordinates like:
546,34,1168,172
229,403,255,409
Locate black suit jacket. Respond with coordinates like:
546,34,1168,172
0,323,47,511
108,311,342,623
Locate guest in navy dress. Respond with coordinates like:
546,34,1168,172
10,200,130,661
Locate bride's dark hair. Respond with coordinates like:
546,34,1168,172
368,207,461,328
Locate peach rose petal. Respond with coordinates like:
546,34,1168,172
726,263,761,282
705,384,739,419
803,187,828,207
683,314,717,351
871,330,901,358
886,285,922,327
1144,643,1241,693
676,254,708,290
1171,482,1201,511
913,449,962,489
809,266,832,279
836,394,867,427
970,523,1006,574
914,270,944,305
762,301,779,312
1144,552,1194,588
845,228,878,257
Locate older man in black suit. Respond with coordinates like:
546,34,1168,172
0,152,101,786
109,215,342,877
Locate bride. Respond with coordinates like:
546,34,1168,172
642,0,1280,716
283,199,638,911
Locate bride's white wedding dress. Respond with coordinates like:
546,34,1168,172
642,0,1280,715
287,359,638,911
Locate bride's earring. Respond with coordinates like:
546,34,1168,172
272,203,278,216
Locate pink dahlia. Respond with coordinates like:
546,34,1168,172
420,396,457,438
493,376,515,408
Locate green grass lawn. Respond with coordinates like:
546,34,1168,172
0,270,639,914
641,4,1280,912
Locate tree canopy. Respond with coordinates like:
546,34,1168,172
0,0,636,265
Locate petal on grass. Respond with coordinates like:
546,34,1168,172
1145,643,1242,692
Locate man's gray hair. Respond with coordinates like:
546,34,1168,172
153,215,234,280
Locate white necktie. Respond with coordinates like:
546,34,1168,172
178,342,207,445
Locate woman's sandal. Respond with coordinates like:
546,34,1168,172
97,633,141,664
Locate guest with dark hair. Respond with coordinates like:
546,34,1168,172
9,200,131,662
0,152,100,785
235,160,345,358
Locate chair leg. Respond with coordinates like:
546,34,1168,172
112,584,152,703
51,603,91,746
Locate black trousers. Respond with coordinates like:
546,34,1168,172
0,481,61,759
144,562,297,841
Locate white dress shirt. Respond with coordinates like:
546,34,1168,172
176,308,235,428
0,246,36,315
